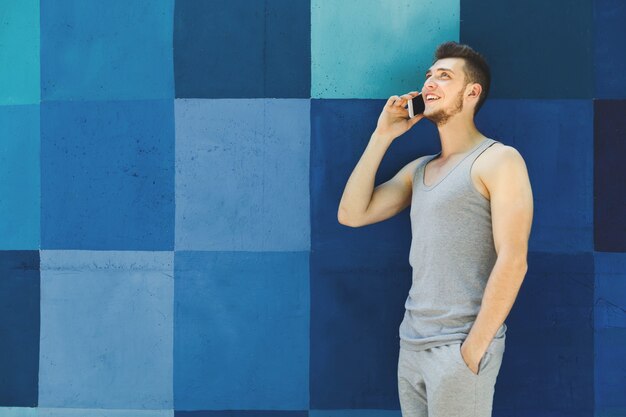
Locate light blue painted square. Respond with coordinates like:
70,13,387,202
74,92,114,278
40,0,174,101
0,105,40,249
0,0,40,105
38,408,174,417
0,408,37,417
39,250,174,408
173,251,309,410
175,99,310,251
311,0,459,98
40,100,175,250
475,99,594,253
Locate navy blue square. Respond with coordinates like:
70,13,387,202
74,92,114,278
174,0,310,98
594,0,626,98
311,98,441,253
310,245,411,409
594,99,626,252
461,0,594,98
0,250,40,406
475,99,593,253
495,251,594,416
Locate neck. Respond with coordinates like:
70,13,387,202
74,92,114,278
435,117,485,158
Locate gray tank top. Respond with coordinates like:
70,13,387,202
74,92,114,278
399,137,507,355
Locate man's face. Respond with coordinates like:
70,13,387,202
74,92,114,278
421,57,472,125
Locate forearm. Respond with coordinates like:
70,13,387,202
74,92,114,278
465,254,528,357
338,130,394,223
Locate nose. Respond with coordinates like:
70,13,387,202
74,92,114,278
423,77,437,91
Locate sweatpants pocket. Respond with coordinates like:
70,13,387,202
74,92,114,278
456,344,491,376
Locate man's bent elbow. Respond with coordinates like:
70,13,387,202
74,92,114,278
337,207,363,227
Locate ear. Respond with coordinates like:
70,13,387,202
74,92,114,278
468,83,482,98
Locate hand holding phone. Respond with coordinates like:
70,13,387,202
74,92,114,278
374,91,424,141
408,93,425,118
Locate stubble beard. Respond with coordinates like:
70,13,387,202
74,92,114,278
424,87,465,126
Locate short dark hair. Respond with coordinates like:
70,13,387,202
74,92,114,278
432,41,491,116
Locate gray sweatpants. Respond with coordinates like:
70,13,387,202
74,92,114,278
397,338,505,417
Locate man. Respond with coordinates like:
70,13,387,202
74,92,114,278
337,41,533,416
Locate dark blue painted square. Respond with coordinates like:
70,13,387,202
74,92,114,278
461,0,594,98
0,250,40,406
495,251,594,416
594,252,626,415
595,328,626,416
175,412,308,417
310,244,411,409
475,99,594,253
174,0,310,98
594,99,626,252
40,0,174,101
40,100,175,250
311,98,441,253
594,0,626,98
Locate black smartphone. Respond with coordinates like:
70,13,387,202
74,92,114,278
408,93,425,118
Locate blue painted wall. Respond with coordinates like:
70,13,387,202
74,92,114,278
0,0,624,416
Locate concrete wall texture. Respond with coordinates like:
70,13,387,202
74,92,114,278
0,0,624,416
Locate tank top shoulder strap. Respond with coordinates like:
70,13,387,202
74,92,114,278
412,152,439,186
466,138,500,166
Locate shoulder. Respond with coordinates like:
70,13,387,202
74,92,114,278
477,141,529,186
405,154,434,186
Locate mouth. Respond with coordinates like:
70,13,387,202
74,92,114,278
425,94,441,104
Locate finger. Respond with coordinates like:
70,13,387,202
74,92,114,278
386,95,400,107
400,93,414,103
395,94,413,108
394,95,409,107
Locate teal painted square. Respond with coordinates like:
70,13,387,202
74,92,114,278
39,250,174,408
0,0,40,105
0,105,40,249
174,251,309,410
174,99,309,251
311,0,459,98
40,0,174,101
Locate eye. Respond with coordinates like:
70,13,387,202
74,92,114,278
441,73,449,77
